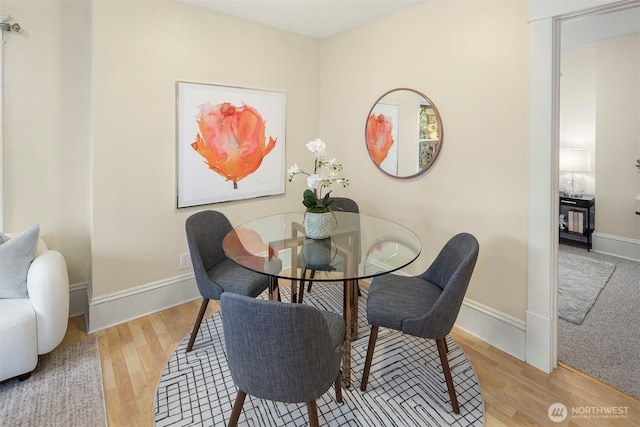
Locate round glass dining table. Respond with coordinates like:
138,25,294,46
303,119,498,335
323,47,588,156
222,211,422,386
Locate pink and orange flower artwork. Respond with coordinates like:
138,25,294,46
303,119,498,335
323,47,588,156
365,113,395,166
191,102,277,189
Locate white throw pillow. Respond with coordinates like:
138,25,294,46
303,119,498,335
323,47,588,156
0,224,40,298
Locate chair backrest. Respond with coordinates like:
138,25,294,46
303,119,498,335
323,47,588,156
185,210,233,297
333,198,361,265
403,233,479,339
221,293,342,403
331,197,359,214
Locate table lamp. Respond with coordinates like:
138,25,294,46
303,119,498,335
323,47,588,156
559,148,591,197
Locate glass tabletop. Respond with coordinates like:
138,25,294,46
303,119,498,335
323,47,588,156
222,211,422,281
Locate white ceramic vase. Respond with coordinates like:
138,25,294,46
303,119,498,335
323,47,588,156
302,238,332,266
304,211,332,239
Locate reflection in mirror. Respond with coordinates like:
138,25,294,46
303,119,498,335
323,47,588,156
365,88,443,178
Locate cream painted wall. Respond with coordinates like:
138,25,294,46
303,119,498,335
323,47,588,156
3,0,530,322
2,0,92,285
559,47,596,195
90,0,320,296
596,33,640,240
319,0,530,319
559,35,640,241
1,0,320,296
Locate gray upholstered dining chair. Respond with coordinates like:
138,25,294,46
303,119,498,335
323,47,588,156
221,293,344,427
298,197,361,303
360,232,479,414
185,210,279,352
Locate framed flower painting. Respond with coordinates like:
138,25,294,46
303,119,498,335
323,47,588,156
176,81,286,208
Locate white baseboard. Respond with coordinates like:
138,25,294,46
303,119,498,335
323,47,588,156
87,273,200,334
80,270,528,365
592,232,640,261
455,298,527,362
69,281,89,317
366,274,526,362
525,310,554,373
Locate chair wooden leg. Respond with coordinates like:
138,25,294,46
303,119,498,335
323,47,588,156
444,337,449,353
276,278,281,301
436,338,460,414
360,325,378,391
334,371,343,403
299,269,318,302
269,276,281,302
291,279,298,303
306,401,320,427
186,298,210,352
298,275,305,303
228,389,247,427
306,270,316,292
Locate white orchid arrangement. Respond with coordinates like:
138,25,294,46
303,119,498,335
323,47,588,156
287,138,349,213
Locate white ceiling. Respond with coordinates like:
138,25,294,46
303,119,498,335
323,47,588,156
178,0,427,39
177,1,639,44
561,6,640,51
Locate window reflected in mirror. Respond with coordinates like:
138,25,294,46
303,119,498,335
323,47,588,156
366,88,443,178
419,104,439,170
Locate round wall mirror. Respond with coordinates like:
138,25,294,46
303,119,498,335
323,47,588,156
365,88,443,178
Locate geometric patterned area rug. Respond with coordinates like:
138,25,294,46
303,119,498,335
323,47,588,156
154,284,484,426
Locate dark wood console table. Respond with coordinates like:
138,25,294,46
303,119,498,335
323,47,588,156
559,194,595,251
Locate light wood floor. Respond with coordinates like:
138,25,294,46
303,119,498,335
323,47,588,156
60,299,639,426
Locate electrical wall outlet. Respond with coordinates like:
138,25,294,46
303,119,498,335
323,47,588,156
179,253,191,270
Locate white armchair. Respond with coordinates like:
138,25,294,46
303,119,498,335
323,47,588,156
0,236,69,382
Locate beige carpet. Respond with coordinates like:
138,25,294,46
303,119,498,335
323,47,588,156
0,338,107,427
558,244,640,399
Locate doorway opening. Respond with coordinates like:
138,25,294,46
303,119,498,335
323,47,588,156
556,4,640,399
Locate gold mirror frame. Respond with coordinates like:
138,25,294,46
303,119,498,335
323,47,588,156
365,88,444,179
